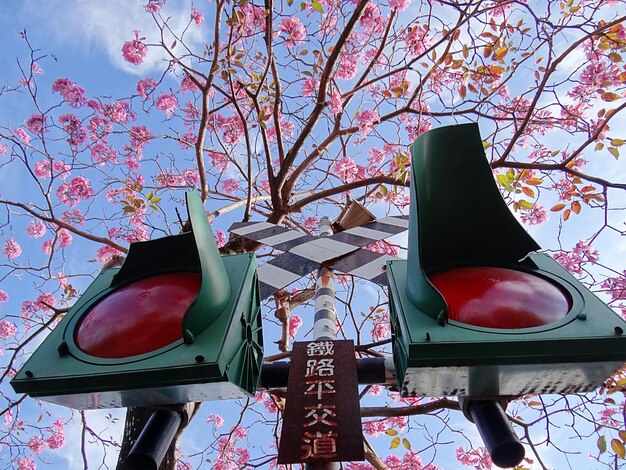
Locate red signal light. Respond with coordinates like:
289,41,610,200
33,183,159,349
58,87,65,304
75,272,201,358
428,267,572,329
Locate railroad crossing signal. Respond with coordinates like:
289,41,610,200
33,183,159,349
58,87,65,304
229,214,409,299
387,123,626,398
11,191,263,409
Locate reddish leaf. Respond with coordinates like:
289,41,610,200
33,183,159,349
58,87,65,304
563,209,571,221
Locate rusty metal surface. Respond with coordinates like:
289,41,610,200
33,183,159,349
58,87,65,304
277,340,364,464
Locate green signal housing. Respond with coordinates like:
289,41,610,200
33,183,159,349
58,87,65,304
11,191,262,409
387,123,626,398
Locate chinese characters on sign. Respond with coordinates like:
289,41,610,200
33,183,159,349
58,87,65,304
277,340,364,464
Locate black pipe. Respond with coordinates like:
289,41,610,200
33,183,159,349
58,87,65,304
126,409,182,470
260,358,390,388
467,400,525,468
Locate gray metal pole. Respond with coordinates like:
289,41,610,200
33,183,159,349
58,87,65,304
307,216,339,470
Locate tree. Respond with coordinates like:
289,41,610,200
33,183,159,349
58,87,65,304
0,0,625,468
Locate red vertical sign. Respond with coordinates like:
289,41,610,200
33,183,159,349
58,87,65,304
277,340,364,464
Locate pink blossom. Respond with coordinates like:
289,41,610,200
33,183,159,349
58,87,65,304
41,240,54,255
155,93,178,117
59,114,87,147
103,100,135,124
144,0,163,13
51,78,87,108
180,75,199,93
405,115,432,140
405,24,432,57
3,239,22,259
207,413,224,428
208,151,228,172
56,176,94,207
215,114,244,144
25,115,45,134
303,217,319,231
356,108,379,138
191,7,204,26
62,209,85,225
371,321,391,341
97,245,123,263
0,320,16,339
289,315,302,338
363,419,387,437
182,168,200,186
335,54,358,80
91,142,118,165
87,116,112,140
456,446,493,469
365,239,399,257
3,409,13,425
235,447,250,466
360,4,385,34
239,5,266,35
130,126,153,151
601,271,626,302
346,463,373,470
390,70,412,97
13,128,31,145
16,458,36,470
28,435,47,454
19,61,44,88
279,17,306,46
301,78,318,97
333,156,365,183
215,230,227,248
156,171,185,188
260,179,270,193
221,178,239,195
46,428,65,449
267,118,294,141
122,31,148,65
36,293,56,312
0,143,7,155
27,220,46,238
180,132,196,149
330,90,343,115
520,205,548,226
573,240,599,264
57,228,73,248
389,0,411,10
231,425,247,440
137,77,158,98
0,290,8,303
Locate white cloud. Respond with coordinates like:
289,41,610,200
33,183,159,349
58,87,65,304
19,0,207,75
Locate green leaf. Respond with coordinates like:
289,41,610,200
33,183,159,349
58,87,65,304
390,437,400,449
402,438,412,450
609,147,620,159
385,429,398,436
497,173,510,187
311,1,324,13
612,438,625,458
598,435,607,454
518,199,534,210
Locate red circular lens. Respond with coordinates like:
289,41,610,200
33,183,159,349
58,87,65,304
428,267,571,329
75,272,201,358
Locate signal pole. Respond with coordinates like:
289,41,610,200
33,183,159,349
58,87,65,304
307,216,340,470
